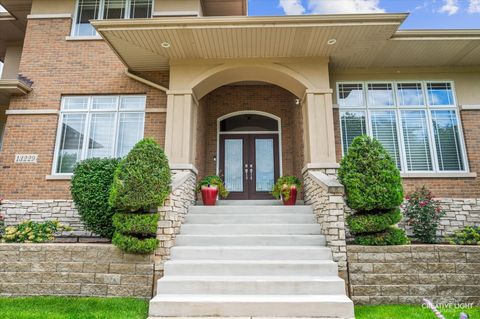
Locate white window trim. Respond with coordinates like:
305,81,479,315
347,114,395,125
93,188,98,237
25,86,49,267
51,95,146,176
337,80,470,175
71,0,154,38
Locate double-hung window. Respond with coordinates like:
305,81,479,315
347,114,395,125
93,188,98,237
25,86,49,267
72,0,153,37
53,95,146,174
338,81,468,174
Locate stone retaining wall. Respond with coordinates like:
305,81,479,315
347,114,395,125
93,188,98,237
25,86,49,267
0,200,95,238
348,245,480,305
0,243,155,298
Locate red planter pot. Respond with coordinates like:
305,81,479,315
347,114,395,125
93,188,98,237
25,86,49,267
201,186,218,206
282,186,297,206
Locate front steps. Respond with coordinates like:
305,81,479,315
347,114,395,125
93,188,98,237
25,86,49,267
149,204,354,319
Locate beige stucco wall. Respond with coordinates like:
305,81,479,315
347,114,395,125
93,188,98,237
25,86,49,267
330,67,480,106
1,46,23,80
31,0,75,15
154,0,203,15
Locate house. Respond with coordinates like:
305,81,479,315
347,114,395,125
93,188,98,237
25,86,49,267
0,0,479,317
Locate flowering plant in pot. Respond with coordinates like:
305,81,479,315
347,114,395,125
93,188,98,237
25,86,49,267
272,176,302,205
196,175,229,206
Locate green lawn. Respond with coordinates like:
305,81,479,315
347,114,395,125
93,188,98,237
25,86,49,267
356,305,480,319
0,297,478,319
0,296,149,319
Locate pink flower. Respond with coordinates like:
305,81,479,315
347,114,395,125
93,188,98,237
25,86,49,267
420,201,427,207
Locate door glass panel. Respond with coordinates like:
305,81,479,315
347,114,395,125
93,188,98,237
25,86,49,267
255,139,275,192
224,139,243,192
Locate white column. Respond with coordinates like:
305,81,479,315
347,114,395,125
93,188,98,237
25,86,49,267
302,89,337,168
164,90,198,167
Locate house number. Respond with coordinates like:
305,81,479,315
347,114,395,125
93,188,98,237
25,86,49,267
15,154,38,164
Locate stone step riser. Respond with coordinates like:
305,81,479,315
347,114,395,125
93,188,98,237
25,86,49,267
180,224,321,235
164,261,339,276
149,297,355,318
174,235,326,246
170,247,332,260
185,214,316,224
189,206,313,214
156,279,346,295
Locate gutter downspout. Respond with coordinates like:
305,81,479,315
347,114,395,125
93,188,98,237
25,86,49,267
125,70,169,92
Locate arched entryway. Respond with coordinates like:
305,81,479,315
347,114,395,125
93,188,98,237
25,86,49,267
217,111,281,200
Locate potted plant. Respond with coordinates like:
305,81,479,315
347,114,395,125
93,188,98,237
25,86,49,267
272,176,302,205
196,175,229,206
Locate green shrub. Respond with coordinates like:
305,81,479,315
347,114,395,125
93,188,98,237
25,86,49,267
272,176,302,200
112,232,159,254
447,226,480,245
196,175,229,198
71,158,120,239
354,227,410,246
112,213,159,235
110,138,171,211
403,187,446,244
338,135,403,211
339,135,408,246
3,220,71,243
110,139,170,254
347,209,402,235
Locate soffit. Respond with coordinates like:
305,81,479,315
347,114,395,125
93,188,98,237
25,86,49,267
92,14,480,72
0,0,31,61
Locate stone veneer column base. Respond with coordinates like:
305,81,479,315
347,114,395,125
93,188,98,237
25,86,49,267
154,169,196,291
302,167,348,282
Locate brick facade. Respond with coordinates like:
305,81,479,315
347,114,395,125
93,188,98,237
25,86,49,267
196,84,304,180
0,18,168,200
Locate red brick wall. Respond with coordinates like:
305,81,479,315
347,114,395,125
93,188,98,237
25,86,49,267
333,109,480,198
196,84,303,180
0,18,168,200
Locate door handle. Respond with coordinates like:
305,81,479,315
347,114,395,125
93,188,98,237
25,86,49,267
244,164,248,178
249,164,253,181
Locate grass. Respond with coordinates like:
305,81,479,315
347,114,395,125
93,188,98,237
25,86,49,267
0,296,149,319
356,304,480,319
0,297,478,319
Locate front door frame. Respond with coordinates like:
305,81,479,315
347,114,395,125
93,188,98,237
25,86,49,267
216,111,283,199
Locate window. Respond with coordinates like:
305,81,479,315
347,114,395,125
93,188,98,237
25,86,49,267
337,81,467,173
72,0,153,37
53,95,145,174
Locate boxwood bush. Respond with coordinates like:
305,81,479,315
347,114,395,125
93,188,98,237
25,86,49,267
110,138,171,254
347,208,402,235
339,135,409,245
71,158,120,239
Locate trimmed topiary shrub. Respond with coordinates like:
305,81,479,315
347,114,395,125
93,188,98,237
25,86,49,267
112,213,159,235
339,135,409,245
71,158,120,239
112,232,159,254
110,138,171,254
353,227,410,246
110,138,171,211
347,208,402,235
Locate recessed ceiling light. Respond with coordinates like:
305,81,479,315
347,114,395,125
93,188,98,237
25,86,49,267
327,39,337,45
161,42,171,48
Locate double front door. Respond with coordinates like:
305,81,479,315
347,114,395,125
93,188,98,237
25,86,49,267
219,134,280,200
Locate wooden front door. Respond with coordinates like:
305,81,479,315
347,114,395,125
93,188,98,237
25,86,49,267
219,134,280,200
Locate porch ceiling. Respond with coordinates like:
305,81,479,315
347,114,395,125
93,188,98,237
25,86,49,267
91,14,480,72
0,0,31,61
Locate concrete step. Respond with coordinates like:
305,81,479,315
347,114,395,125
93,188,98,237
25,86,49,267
156,276,346,295
164,260,339,276
180,224,321,235
189,205,313,214
170,246,332,260
185,213,316,224
149,294,354,318
174,234,326,246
